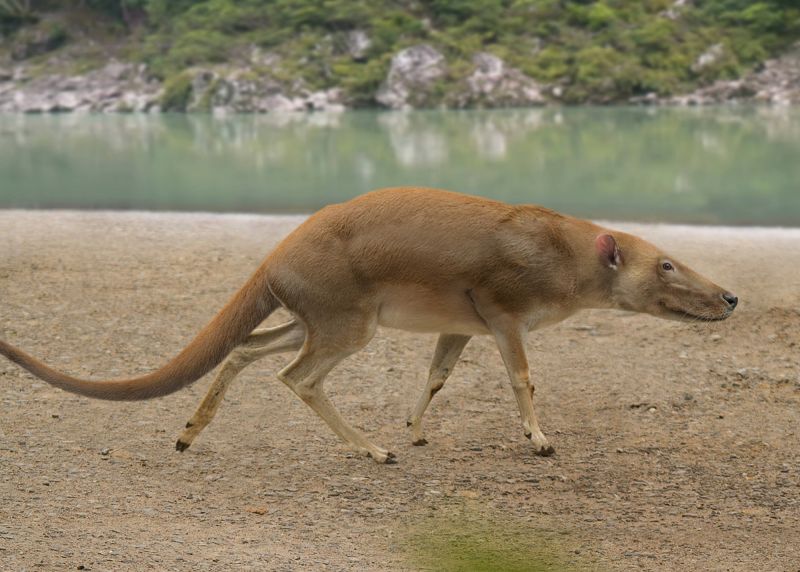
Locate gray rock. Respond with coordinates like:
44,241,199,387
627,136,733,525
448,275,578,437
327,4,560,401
13,66,29,82
172,67,347,114
642,42,800,106
186,69,217,111
0,68,12,82
226,71,288,113
662,0,692,20
52,91,82,112
471,52,505,84
461,52,545,107
306,88,345,112
19,93,55,113
345,30,371,61
259,94,304,113
102,60,136,82
0,59,162,113
249,46,281,68
376,44,446,109
114,91,156,112
692,43,725,73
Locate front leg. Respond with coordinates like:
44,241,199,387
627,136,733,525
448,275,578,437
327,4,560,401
492,324,553,456
466,290,553,456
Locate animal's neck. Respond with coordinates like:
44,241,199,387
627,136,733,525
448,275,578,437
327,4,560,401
557,216,616,311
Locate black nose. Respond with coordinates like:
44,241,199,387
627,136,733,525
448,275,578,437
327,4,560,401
722,292,738,309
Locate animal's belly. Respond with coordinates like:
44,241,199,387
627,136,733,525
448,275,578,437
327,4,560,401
377,285,489,335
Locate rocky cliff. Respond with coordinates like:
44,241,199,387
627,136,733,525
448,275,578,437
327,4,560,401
1,1,799,113
0,43,551,113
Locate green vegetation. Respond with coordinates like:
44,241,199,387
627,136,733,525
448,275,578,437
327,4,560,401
403,509,582,571
159,71,193,111
2,1,800,104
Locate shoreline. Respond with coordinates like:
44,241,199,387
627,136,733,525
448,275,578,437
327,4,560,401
4,207,800,234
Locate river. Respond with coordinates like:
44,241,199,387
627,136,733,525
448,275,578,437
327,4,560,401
1,106,798,226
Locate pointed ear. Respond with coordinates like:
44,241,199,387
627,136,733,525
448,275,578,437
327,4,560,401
595,234,622,270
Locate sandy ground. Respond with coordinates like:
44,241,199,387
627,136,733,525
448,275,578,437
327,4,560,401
0,210,798,572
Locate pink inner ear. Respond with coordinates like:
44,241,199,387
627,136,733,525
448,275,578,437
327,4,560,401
595,234,620,267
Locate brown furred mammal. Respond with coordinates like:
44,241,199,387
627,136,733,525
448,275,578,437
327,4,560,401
0,188,737,463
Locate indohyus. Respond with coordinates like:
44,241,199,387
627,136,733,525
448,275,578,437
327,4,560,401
1,188,737,463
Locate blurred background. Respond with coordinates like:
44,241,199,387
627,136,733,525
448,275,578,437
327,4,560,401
1,1,799,225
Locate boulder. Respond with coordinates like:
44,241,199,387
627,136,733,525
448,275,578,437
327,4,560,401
461,53,546,107
17,93,55,113
257,94,305,113
661,41,800,105
376,44,446,109
52,91,82,112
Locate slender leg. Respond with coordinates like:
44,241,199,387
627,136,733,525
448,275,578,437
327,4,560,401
407,334,470,445
491,322,554,456
241,320,304,350
278,340,393,463
176,321,305,451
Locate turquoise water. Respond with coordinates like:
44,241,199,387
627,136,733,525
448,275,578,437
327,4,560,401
1,107,798,226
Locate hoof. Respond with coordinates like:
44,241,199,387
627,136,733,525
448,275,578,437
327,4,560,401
175,439,190,452
536,445,555,457
367,450,397,464
412,438,428,446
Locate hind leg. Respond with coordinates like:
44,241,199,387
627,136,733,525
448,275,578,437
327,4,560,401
176,320,305,451
277,322,393,463
407,334,470,446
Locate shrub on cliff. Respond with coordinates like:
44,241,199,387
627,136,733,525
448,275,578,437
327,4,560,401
160,71,192,111
3,0,800,105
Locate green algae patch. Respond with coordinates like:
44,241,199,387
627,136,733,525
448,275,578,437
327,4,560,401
401,507,591,572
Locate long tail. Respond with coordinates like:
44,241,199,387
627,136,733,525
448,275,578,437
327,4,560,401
0,269,278,401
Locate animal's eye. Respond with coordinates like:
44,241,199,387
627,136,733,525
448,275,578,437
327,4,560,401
662,262,674,271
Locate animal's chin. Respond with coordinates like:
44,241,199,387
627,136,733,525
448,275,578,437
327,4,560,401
657,302,731,322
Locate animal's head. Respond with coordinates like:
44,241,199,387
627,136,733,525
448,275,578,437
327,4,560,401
595,232,737,322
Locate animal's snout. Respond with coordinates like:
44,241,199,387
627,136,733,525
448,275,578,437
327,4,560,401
722,292,738,309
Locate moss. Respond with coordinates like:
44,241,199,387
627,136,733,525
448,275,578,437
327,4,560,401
403,510,582,572
68,54,106,76
527,47,571,83
115,101,135,113
10,20,68,61
0,1,38,33
168,30,229,69
193,76,226,112
334,54,391,106
160,71,193,111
